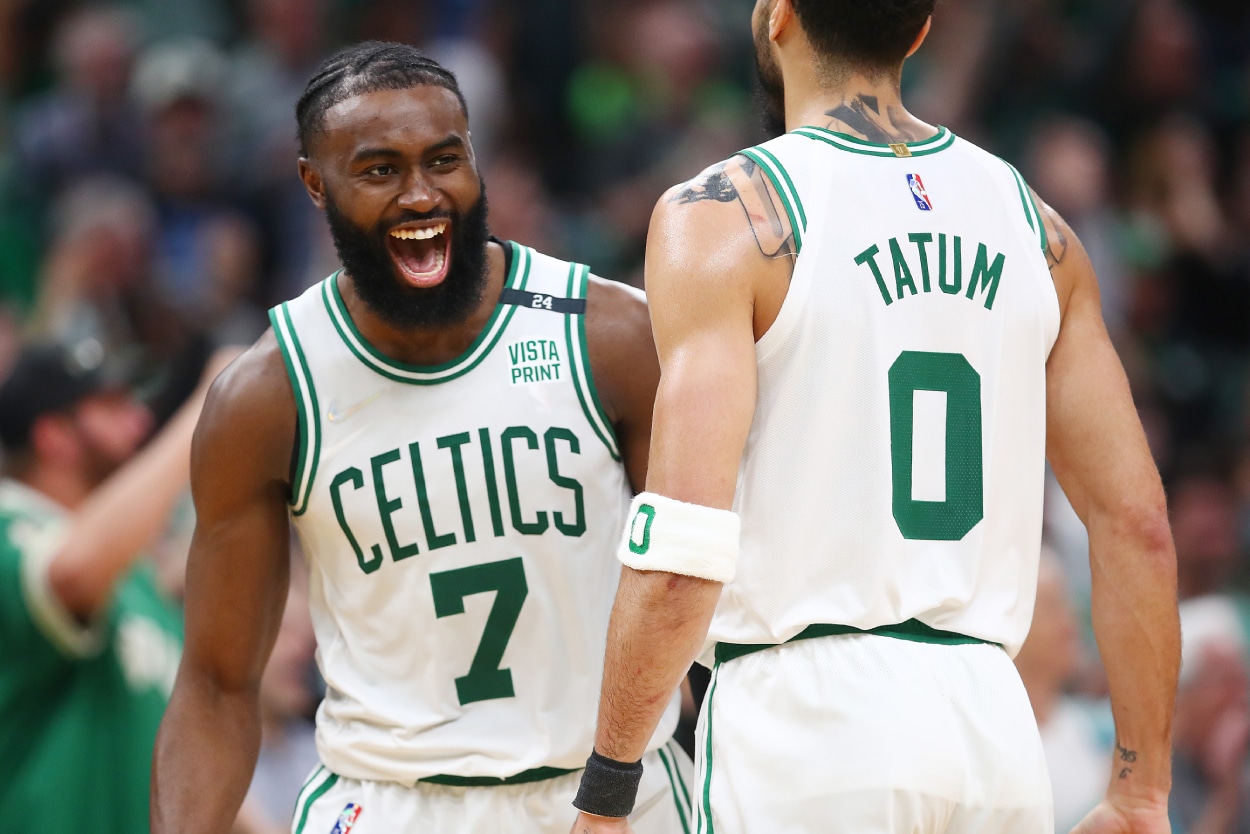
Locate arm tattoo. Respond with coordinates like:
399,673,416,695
824,96,921,144
670,167,740,205
1116,742,1137,779
669,159,796,260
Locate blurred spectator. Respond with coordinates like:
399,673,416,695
1171,595,1250,833
245,569,319,832
1171,467,1244,601
132,39,261,323
1024,117,1129,339
229,0,328,186
0,340,221,831
1015,551,1114,834
9,5,145,200
24,174,220,427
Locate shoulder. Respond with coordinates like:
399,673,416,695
192,330,295,489
1026,186,1087,319
651,156,796,294
583,275,657,425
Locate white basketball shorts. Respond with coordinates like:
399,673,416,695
291,740,694,834
693,631,1054,834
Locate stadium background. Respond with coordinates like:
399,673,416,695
1,0,1250,830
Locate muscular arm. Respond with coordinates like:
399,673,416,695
585,277,660,492
151,332,297,833
586,158,793,770
1040,195,1179,823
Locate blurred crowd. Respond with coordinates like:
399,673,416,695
0,0,1249,831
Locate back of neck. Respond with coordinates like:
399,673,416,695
786,74,935,145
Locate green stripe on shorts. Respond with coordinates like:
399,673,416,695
294,768,339,834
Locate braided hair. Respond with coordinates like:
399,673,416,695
296,41,468,156
789,0,935,75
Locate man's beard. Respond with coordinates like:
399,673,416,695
753,7,787,138
324,183,491,330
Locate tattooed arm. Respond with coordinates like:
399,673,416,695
1040,192,1179,834
570,164,792,833
669,157,797,261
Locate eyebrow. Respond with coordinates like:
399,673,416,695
350,135,466,165
425,135,467,155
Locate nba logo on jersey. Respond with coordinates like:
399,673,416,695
907,173,933,211
329,803,362,834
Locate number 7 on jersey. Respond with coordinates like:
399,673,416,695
429,557,528,705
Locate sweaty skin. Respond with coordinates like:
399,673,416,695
150,85,660,834
573,1,1177,833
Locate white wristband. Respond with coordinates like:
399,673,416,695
617,492,740,583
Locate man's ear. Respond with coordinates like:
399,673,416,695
298,157,326,210
769,0,796,42
906,16,933,59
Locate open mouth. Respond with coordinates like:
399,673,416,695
387,221,451,288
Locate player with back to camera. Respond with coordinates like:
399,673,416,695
570,1,1179,833
151,42,691,834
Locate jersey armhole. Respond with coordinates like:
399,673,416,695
1001,160,1048,253
738,146,807,254
563,264,621,462
268,303,321,516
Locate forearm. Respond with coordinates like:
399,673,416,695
594,567,721,762
1087,512,1180,802
152,671,264,834
50,400,201,615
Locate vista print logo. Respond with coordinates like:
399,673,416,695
907,173,933,211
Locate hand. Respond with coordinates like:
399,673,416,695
1069,798,1171,834
569,811,634,834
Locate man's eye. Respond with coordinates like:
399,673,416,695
432,155,459,167
367,165,397,176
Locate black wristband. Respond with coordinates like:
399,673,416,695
572,750,644,818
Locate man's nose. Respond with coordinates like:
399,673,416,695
398,173,439,213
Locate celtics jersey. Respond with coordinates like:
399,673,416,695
0,479,183,833
707,128,1060,662
270,242,676,785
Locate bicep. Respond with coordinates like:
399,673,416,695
643,199,760,509
179,358,295,692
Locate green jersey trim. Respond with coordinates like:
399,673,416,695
418,765,578,786
565,263,621,461
714,618,995,665
738,147,805,254
793,125,956,158
657,741,692,834
1002,160,1048,253
293,766,339,834
269,303,321,516
696,668,718,834
321,241,533,385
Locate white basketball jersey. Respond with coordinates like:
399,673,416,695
270,242,676,785
707,127,1060,662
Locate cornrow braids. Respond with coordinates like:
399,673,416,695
296,41,468,156
789,0,936,76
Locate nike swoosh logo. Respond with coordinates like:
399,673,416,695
327,390,386,423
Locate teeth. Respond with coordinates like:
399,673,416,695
390,223,447,241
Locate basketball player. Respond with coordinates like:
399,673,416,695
151,43,690,834
570,2,1178,833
